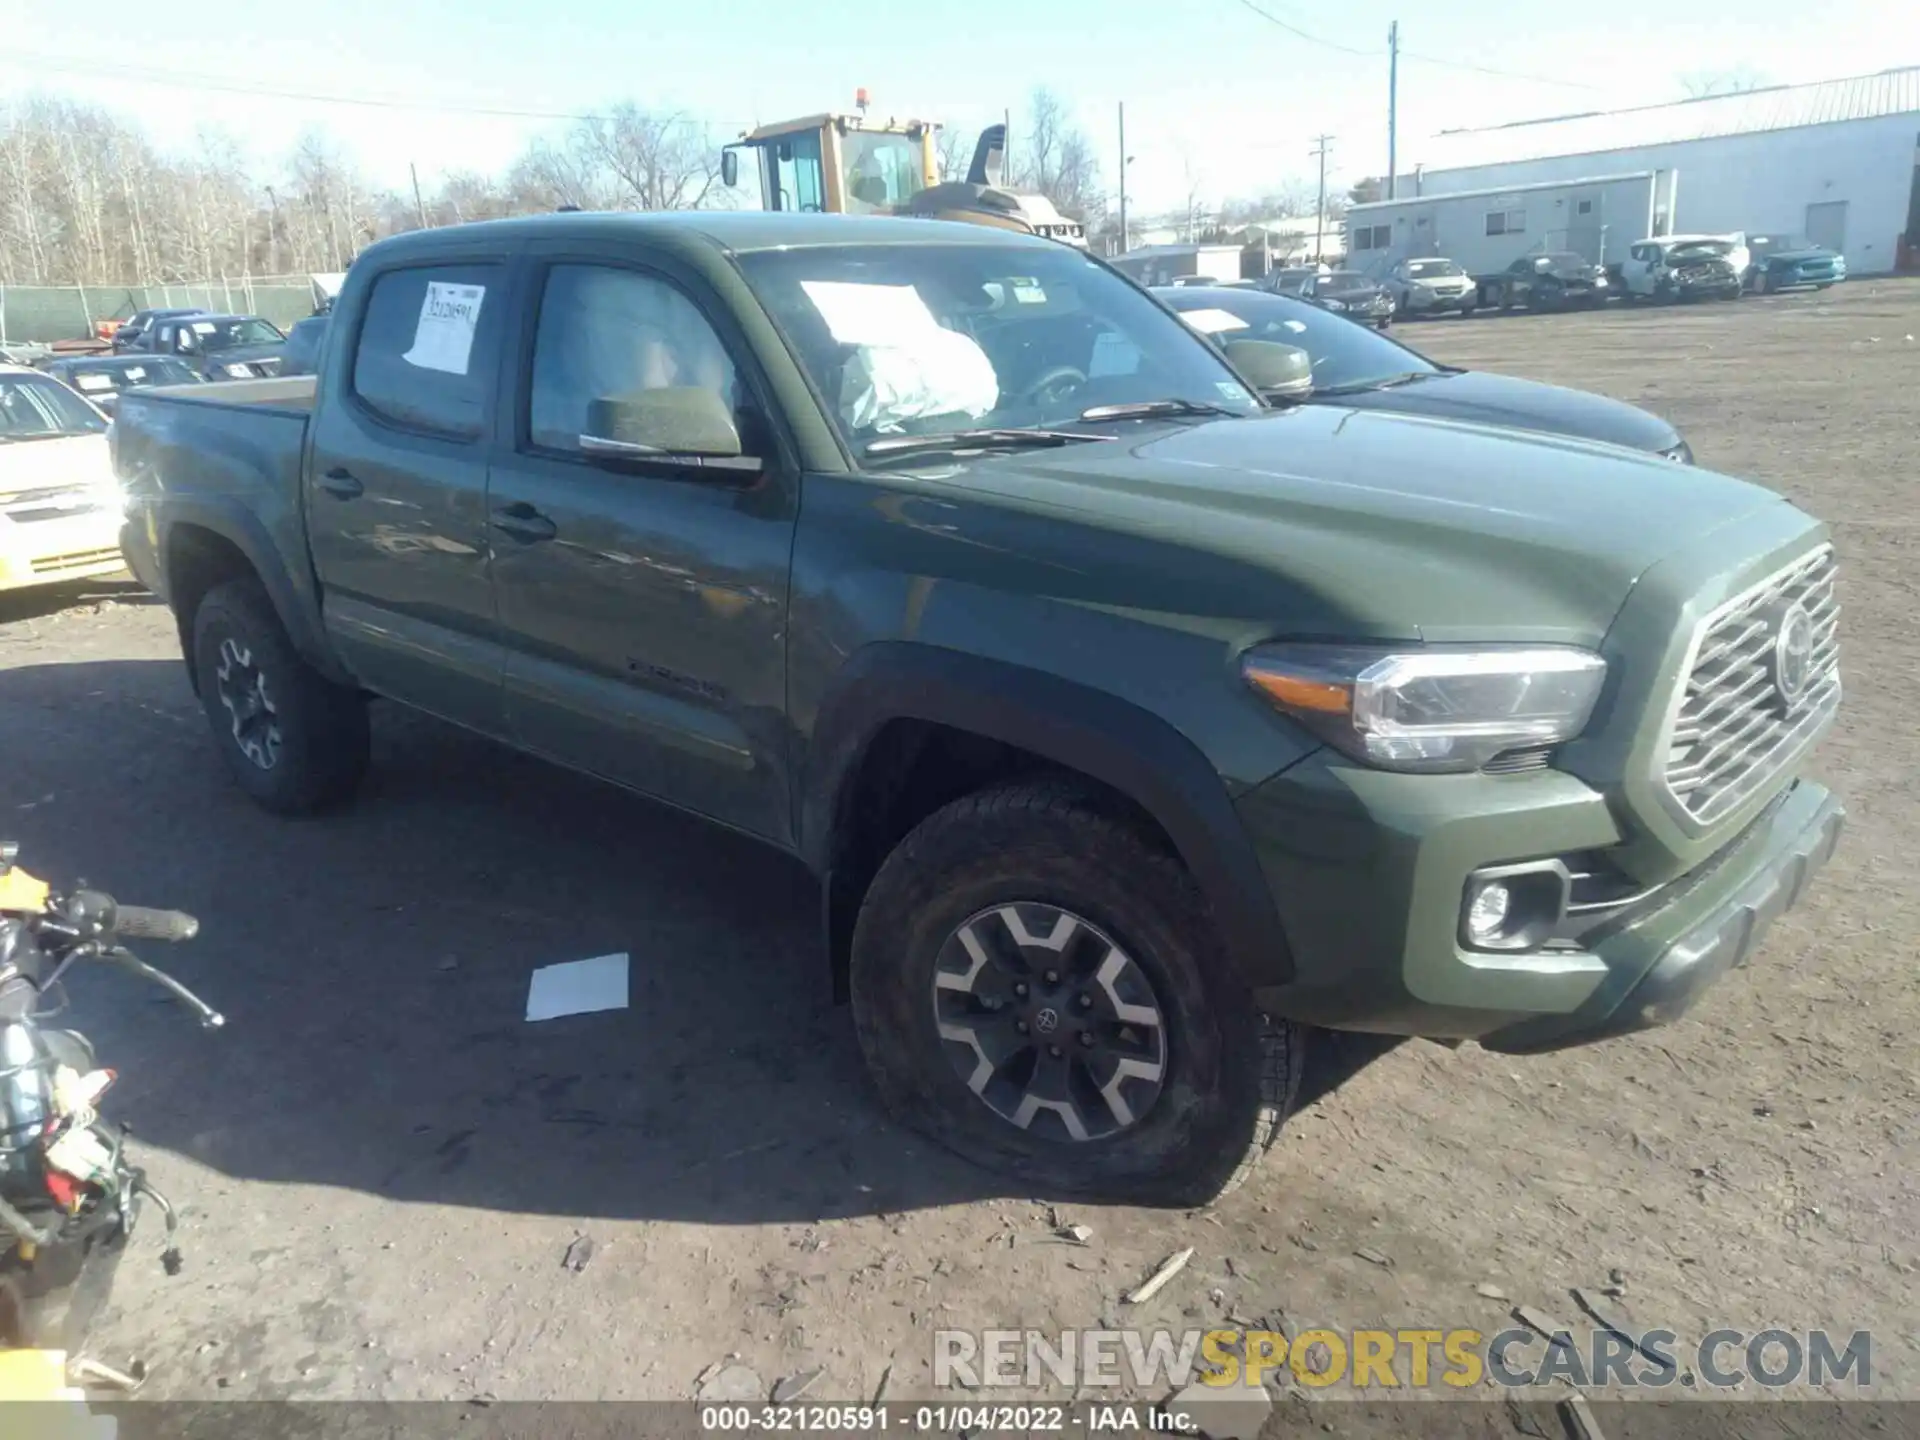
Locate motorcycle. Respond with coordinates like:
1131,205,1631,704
0,840,221,1400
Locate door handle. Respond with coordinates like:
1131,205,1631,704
319,468,363,499
491,503,557,543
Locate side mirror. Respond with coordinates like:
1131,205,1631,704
580,388,757,473
721,149,740,189
1223,340,1313,403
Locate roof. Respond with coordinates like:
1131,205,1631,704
1112,243,1245,261
1418,66,1920,174
1349,170,1655,212
366,210,1057,266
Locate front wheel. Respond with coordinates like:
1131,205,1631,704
849,782,1305,1207
191,579,370,814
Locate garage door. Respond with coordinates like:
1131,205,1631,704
1806,201,1848,254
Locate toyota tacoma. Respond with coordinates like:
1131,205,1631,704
111,213,1845,1205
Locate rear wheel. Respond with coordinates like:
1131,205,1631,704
850,782,1304,1207
191,579,369,814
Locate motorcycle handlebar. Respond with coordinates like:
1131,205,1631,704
113,905,200,943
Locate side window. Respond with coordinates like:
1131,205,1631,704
351,263,502,440
527,264,739,455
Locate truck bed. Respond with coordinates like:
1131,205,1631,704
147,374,317,415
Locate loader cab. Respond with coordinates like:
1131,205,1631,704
722,109,938,216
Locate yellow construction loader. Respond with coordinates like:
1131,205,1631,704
720,94,1087,247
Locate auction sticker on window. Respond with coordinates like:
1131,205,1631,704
1175,308,1247,335
404,281,486,375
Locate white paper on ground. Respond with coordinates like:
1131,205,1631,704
404,281,486,375
525,952,630,1022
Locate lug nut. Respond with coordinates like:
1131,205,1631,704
1077,994,1093,1009
1014,982,1029,997
1016,1020,1029,1034
1049,1044,1064,1058
1044,970,1060,984
1078,1032,1094,1047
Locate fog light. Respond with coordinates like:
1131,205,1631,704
1467,882,1512,946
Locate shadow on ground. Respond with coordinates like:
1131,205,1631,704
0,576,156,624
1,657,1400,1228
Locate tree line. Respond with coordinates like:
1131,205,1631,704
0,88,1120,286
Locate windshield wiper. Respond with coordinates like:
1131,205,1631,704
1076,397,1238,422
862,428,1106,460
1315,371,1442,396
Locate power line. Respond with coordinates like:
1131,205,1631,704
1228,0,1378,57
2,49,759,128
1400,49,1605,92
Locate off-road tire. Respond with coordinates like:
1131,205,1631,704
849,781,1305,1207
191,579,369,815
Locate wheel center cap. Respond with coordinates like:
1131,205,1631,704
1032,1007,1060,1036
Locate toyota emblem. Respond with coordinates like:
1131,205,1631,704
1033,1007,1060,1036
1770,602,1816,712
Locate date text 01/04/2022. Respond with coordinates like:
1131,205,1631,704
697,1404,1194,1434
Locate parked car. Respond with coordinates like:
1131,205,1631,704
1475,252,1612,310
126,313,288,378
1383,257,1478,318
113,212,1843,1205
42,354,203,415
1744,234,1846,292
278,314,332,377
112,307,207,353
1297,270,1395,329
1258,263,1330,296
1155,285,1693,460
0,364,124,594
1619,237,1744,302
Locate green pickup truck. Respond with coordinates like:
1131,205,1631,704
112,213,1844,1206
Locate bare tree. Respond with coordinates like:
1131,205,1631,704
1679,67,1769,98
572,104,721,211
1012,88,1104,221
936,126,976,183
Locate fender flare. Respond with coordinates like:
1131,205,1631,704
802,643,1294,993
156,497,354,689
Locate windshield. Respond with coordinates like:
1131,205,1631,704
1668,241,1733,259
190,318,283,352
1160,288,1439,393
840,131,930,215
63,358,195,392
1323,272,1368,287
1537,253,1588,271
1406,260,1463,278
0,374,110,439
1751,235,1813,254
734,243,1262,451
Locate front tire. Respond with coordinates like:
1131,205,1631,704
191,579,370,814
849,782,1304,1207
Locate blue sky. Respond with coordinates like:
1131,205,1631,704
2,0,1906,215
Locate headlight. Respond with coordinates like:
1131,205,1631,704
1322,298,1347,311
1241,644,1608,773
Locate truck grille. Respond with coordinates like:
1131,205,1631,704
1661,545,1839,827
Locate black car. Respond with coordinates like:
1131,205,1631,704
1485,251,1611,310
278,314,332,377
42,354,203,414
1154,285,1692,461
112,307,207,353
127,313,288,379
1297,270,1395,329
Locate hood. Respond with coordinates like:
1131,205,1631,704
925,407,1786,645
1321,370,1680,456
1762,246,1838,265
0,433,113,501
1409,273,1470,288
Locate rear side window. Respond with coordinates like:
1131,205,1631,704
351,263,502,440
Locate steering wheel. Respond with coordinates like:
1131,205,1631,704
1019,365,1088,409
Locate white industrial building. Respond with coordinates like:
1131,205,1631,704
1350,66,1920,275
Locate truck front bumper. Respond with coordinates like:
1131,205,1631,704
1238,755,1842,1053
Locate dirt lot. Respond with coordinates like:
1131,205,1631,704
2,280,1915,1421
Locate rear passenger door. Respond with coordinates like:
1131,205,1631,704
485,244,799,842
304,250,518,733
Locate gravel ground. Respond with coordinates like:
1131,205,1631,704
1,279,1914,1424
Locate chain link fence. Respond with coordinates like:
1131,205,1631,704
0,277,320,345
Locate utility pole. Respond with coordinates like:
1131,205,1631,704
1387,21,1400,199
1311,134,1333,262
410,163,428,229
1117,101,1128,255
